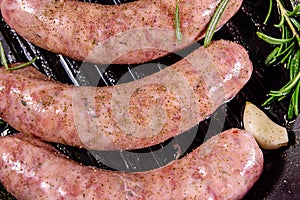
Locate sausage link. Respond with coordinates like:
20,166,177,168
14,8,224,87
0,0,243,64
0,128,264,200
0,40,253,150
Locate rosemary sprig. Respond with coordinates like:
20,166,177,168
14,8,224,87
0,41,37,71
204,0,229,47
258,0,300,120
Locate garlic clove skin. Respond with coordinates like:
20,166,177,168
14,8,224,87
243,102,289,150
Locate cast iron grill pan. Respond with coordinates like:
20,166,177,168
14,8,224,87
0,0,299,199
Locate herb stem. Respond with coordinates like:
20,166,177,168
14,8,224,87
277,0,300,46
0,41,37,70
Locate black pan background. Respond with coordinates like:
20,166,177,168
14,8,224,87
0,0,299,199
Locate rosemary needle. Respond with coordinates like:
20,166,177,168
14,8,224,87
175,0,182,42
5,57,37,71
204,0,229,47
0,42,8,69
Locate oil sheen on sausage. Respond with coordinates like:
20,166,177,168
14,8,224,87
0,0,243,64
0,40,253,150
0,128,264,200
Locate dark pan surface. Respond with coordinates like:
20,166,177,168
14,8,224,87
0,0,299,199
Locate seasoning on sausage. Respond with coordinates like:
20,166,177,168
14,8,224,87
0,40,253,150
0,128,264,199
0,0,243,64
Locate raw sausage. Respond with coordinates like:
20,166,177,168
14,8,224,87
0,129,264,199
0,0,243,64
0,128,264,200
0,40,253,150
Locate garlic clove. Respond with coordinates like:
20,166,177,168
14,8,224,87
243,102,289,150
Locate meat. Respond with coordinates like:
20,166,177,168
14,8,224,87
0,128,264,199
0,40,253,150
0,0,243,64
